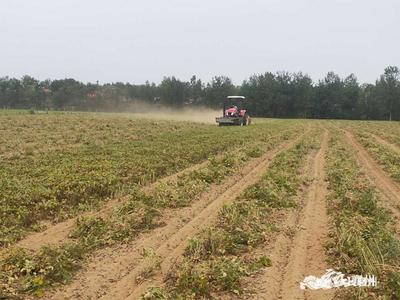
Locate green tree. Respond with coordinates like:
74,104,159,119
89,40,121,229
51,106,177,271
377,66,400,120
313,72,344,119
188,75,203,104
204,76,236,108
0,77,22,108
241,73,276,117
159,77,187,106
342,74,360,119
292,73,313,118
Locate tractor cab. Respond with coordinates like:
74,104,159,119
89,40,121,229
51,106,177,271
216,96,251,126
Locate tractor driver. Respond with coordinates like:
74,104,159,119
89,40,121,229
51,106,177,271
233,106,239,117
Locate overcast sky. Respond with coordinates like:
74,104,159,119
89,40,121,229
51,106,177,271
1,0,399,85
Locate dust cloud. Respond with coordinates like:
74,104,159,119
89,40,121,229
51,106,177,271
122,101,221,124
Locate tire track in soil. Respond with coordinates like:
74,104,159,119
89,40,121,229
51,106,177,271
46,129,310,300
370,133,400,155
343,130,400,234
0,161,208,257
3,129,295,256
245,130,334,300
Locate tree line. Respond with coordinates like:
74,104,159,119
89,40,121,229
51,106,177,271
0,66,399,120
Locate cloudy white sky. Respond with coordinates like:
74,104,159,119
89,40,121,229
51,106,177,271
1,0,399,84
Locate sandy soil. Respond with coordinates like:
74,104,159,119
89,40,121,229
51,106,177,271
371,133,400,155
4,129,295,257
5,160,210,255
344,130,400,235
45,129,309,300
243,130,335,300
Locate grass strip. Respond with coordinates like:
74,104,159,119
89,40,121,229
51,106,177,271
325,132,400,299
353,131,400,182
0,127,301,298
141,132,319,299
0,120,302,247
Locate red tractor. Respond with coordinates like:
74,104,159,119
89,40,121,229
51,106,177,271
216,96,251,126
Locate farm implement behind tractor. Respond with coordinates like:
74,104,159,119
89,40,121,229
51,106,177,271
216,96,251,126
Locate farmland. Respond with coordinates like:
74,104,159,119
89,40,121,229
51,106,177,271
0,111,400,299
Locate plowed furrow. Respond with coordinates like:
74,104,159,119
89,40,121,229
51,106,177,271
371,133,400,155
5,160,209,255
247,131,334,300
344,130,400,234
7,130,295,256
46,130,309,300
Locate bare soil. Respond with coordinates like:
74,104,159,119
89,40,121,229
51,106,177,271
371,133,400,155
7,129,297,257
7,160,210,255
243,130,335,300
345,130,400,235
45,130,309,300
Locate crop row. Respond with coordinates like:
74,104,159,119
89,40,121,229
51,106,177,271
0,118,304,247
0,124,304,298
352,130,400,182
324,131,400,299
341,121,400,147
0,112,199,157
141,131,320,299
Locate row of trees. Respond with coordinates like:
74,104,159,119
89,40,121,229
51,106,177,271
0,67,399,120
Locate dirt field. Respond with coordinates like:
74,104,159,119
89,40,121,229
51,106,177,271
0,111,399,299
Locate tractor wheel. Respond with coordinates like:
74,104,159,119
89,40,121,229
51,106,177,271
242,115,250,126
